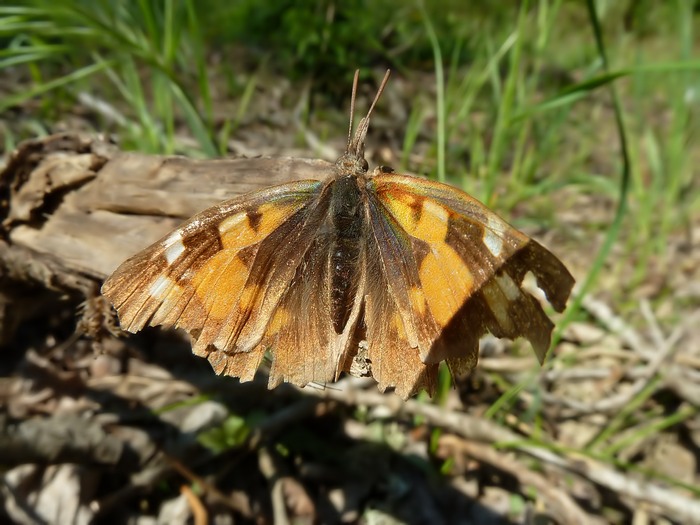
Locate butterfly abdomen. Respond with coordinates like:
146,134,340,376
329,176,365,334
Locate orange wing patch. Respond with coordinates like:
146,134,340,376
387,196,476,326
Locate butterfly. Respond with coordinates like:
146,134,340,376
102,70,575,399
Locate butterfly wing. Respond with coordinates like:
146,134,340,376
102,179,332,381
364,172,574,394
359,207,440,398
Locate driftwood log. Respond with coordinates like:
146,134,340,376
0,133,333,343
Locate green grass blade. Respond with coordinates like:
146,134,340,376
483,0,528,206
0,60,112,113
420,2,446,183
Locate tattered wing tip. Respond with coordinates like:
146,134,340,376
501,240,573,362
427,238,573,374
378,363,439,400
446,355,478,380
521,240,575,313
530,324,554,364
206,346,265,382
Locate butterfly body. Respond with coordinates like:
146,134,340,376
102,71,574,398
327,169,366,334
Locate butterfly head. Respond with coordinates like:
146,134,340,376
335,149,369,178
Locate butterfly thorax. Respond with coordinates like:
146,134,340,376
328,170,366,334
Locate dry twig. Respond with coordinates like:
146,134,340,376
180,484,208,525
437,434,590,524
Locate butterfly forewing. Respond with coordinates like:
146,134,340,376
368,172,574,368
102,180,324,361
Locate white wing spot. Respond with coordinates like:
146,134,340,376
483,231,503,257
483,281,513,331
218,212,246,234
423,199,449,224
163,231,185,264
483,215,505,257
495,273,520,301
149,275,174,300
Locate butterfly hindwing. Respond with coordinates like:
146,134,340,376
361,210,440,397
262,220,365,388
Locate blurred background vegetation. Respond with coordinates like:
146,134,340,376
1,0,697,334
1,0,699,522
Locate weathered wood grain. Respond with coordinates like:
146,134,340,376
1,133,333,281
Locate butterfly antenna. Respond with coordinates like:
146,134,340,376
365,69,391,122
346,70,360,152
347,69,391,157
